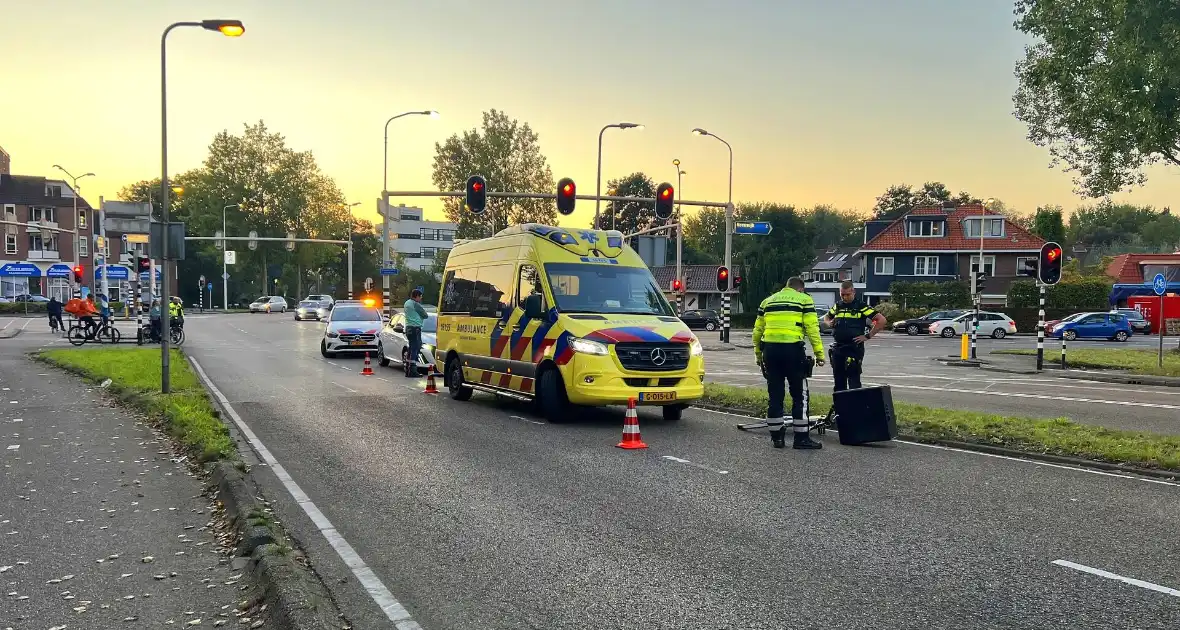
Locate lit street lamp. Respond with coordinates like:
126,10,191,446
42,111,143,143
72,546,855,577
52,165,94,299
380,110,438,319
692,127,735,342
595,122,643,230
159,18,244,393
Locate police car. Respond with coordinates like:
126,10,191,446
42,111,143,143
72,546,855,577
319,298,384,358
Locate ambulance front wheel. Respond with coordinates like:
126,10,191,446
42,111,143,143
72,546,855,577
446,357,473,401
537,368,570,423
662,404,685,422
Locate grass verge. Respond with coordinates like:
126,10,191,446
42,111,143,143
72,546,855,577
702,382,1180,471
993,347,1180,377
37,347,235,462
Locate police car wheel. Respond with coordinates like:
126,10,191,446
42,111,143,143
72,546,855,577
447,358,473,401
537,369,569,423
662,404,684,422
320,339,335,358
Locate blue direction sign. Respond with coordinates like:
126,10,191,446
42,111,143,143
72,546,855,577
733,221,773,236
207,282,213,292
1153,273,1167,296
380,267,400,276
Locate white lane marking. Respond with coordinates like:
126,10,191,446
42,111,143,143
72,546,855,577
20,318,32,331
509,415,545,426
1052,560,1180,598
695,407,1180,488
661,455,729,475
1,319,12,330
188,357,422,629
330,381,359,394
6,445,18,450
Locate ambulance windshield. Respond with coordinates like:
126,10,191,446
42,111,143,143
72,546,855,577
544,263,676,317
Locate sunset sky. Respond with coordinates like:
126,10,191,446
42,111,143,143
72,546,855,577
7,0,1180,230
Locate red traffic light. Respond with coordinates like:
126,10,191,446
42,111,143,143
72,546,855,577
1046,247,1060,262
719,269,728,279
671,279,683,292
660,187,672,199
73,266,82,275
561,182,574,196
471,181,483,192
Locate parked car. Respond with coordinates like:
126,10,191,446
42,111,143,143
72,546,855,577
892,309,966,336
1045,312,1086,333
814,306,833,335
1050,312,1132,342
929,311,1017,339
377,312,437,374
679,309,721,331
249,296,288,313
1117,308,1152,334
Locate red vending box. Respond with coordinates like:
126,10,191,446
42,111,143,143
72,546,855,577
1126,294,1180,334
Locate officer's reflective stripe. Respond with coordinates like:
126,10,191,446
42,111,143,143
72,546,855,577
763,303,807,313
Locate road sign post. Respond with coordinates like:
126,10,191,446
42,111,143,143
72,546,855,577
1154,273,1167,368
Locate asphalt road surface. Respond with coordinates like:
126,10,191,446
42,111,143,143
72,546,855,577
104,313,1180,630
708,330,1180,436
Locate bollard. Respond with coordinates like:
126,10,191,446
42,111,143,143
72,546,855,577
960,332,969,360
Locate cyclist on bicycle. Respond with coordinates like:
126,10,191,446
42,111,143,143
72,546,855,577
79,295,99,338
149,299,162,342
47,297,64,332
99,294,111,330
169,297,184,329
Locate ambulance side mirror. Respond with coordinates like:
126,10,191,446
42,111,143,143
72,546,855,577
524,294,543,320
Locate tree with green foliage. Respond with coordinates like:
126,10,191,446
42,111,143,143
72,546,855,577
682,206,727,264
802,204,865,248
733,203,815,312
431,110,556,238
871,182,980,220
1031,205,1067,244
1013,0,1180,198
598,172,658,235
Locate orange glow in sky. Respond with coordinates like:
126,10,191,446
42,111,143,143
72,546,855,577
6,0,1180,231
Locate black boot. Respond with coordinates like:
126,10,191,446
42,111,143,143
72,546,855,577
770,428,786,449
793,431,822,450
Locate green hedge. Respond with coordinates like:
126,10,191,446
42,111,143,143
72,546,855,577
1008,278,1112,310
0,301,128,315
888,280,972,310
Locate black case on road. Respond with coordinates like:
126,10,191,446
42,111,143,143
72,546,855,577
832,385,897,445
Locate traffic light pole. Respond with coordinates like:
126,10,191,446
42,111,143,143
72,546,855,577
1036,282,1045,371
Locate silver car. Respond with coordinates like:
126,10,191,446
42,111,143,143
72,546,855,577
249,296,288,313
929,311,1018,339
294,299,331,321
377,312,437,374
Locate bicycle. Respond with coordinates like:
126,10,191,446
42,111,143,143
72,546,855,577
138,321,183,346
67,318,121,346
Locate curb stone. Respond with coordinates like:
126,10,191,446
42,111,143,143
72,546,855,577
691,402,1180,482
33,351,350,629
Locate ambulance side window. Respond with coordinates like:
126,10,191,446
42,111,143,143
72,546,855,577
472,264,514,319
517,264,544,311
441,269,474,314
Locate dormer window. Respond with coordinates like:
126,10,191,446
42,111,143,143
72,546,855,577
964,217,1005,238
907,220,944,237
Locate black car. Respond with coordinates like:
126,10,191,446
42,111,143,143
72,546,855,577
679,309,721,331
1117,308,1153,334
892,309,966,336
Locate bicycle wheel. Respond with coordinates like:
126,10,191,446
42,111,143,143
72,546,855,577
170,327,185,345
103,326,122,344
67,326,87,346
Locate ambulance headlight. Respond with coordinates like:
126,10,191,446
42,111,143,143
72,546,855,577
690,339,703,356
570,337,609,356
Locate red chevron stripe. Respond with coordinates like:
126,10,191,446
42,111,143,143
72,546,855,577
481,370,493,384
511,336,532,361
521,378,534,393
498,373,512,388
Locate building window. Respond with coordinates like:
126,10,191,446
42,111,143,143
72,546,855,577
400,212,419,221
913,256,940,276
964,218,1004,238
79,236,89,257
30,207,56,223
420,228,436,240
874,257,895,275
969,255,996,276
421,247,437,259
907,220,944,237
28,233,59,253
1016,256,1036,275
47,278,70,301
78,210,87,230
46,185,62,197
419,263,432,271
4,234,15,255
437,229,454,241
3,204,14,222
396,233,420,240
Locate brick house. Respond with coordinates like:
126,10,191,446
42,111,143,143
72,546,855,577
0,147,94,300
855,203,1046,306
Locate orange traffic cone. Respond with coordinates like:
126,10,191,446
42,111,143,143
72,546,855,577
361,353,374,376
423,372,439,394
616,398,648,449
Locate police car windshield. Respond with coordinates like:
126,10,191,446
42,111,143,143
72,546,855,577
543,263,675,316
331,307,382,321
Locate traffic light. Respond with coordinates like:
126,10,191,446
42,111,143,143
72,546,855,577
716,266,730,292
973,272,987,295
654,182,675,220
1038,241,1063,285
465,175,487,215
137,256,151,274
556,178,576,216
733,275,743,290
73,265,83,283
671,278,683,293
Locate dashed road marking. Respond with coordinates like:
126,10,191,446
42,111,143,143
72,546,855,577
330,381,358,394
188,357,422,629
1052,560,1180,597
661,455,729,475
6,445,18,450
509,415,545,426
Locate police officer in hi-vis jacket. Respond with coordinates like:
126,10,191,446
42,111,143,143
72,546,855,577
752,277,826,449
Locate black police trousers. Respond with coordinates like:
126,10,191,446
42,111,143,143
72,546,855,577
831,341,865,392
763,341,807,420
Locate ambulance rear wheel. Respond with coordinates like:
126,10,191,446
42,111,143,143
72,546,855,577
537,368,570,423
447,357,473,401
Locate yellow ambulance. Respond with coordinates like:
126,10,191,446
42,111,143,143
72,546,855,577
434,223,705,422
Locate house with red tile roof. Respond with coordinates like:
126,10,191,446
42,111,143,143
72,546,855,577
854,202,1046,306
1104,253,1180,284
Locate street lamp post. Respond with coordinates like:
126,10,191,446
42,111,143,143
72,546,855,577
972,197,996,360
52,166,94,300
692,127,734,342
221,203,239,310
160,18,244,393
381,110,438,319
594,122,643,230
344,201,360,299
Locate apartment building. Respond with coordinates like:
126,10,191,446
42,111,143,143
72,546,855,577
0,146,94,300
376,202,457,273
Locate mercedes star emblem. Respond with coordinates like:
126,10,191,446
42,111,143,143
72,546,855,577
650,348,667,366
